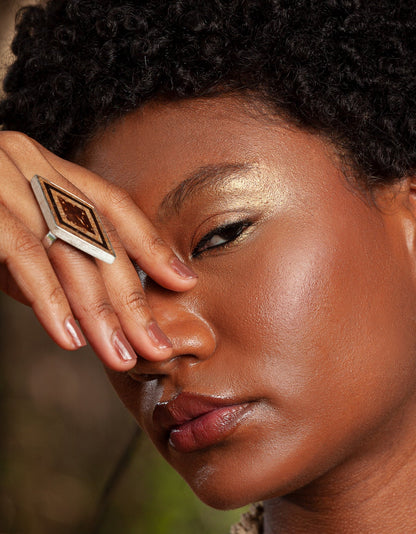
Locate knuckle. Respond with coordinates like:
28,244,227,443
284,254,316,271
80,298,114,321
0,143,28,173
0,131,36,152
144,234,168,257
121,290,148,314
13,232,43,256
105,184,133,212
47,285,67,307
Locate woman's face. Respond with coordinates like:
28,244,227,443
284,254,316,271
80,97,416,509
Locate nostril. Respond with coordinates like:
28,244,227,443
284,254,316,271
128,354,181,379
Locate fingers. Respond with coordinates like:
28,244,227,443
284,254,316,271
0,204,86,350
48,239,173,371
0,136,89,350
0,131,197,371
100,227,174,356
99,183,198,289
34,147,199,291
0,145,47,234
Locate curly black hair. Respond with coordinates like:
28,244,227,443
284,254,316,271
1,0,416,186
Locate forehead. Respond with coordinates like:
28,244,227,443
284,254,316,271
79,96,344,218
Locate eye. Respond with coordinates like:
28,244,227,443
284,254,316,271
192,220,252,257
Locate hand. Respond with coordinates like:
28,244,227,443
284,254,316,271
0,131,197,370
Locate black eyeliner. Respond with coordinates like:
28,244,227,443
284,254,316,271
192,220,253,257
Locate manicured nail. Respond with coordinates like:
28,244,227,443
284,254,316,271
170,258,197,279
65,317,87,349
147,322,173,349
112,330,137,362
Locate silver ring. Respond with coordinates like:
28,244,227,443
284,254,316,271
31,175,116,264
43,230,57,249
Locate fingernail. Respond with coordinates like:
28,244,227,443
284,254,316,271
147,322,173,349
112,330,137,362
170,258,197,279
65,317,87,349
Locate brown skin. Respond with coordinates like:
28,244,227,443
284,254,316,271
80,96,416,532
0,131,197,369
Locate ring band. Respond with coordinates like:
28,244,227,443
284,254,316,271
31,175,116,264
44,230,57,248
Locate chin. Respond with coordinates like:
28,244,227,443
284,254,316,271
161,451,262,509
189,474,258,510
184,464,319,510
169,452,286,510
166,436,341,510
183,468,293,510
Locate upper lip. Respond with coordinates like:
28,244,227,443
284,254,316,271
153,392,246,432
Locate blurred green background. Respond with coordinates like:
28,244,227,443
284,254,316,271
0,2,245,532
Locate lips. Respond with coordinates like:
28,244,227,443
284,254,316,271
152,392,252,453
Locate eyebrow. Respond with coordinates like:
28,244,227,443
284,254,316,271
158,162,253,218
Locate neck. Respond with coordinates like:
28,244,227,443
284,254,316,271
264,410,416,533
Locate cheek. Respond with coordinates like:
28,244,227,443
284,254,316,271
105,202,416,506
176,211,416,503
210,212,416,450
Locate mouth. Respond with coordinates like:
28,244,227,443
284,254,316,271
152,392,253,453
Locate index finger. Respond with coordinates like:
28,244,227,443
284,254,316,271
33,143,198,291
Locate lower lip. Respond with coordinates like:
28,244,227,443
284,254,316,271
168,403,251,453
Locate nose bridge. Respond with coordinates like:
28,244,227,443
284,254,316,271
148,286,217,362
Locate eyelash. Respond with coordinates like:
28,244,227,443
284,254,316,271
191,220,253,258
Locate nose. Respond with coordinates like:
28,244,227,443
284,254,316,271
133,287,217,375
